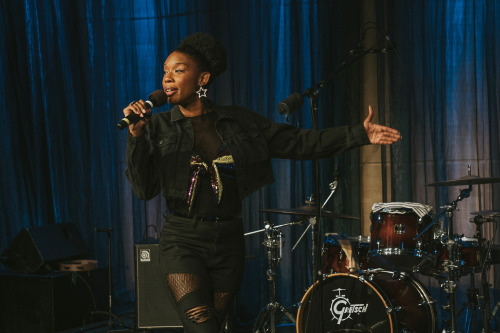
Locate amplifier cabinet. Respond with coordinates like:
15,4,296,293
135,243,182,328
0,268,107,332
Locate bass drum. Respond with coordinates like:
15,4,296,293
296,272,437,333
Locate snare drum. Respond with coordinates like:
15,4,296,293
296,271,437,333
370,202,434,271
322,234,370,274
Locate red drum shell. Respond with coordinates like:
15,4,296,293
421,237,480,277
370,210,434,271
322,234,370,274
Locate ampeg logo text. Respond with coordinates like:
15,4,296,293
140,249,151,262
330,288,369,324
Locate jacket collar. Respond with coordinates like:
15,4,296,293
169,104,235,122
170,105,185,122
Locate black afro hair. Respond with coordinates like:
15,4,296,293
176,32,227,84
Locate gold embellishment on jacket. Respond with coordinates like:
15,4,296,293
187,153,234,212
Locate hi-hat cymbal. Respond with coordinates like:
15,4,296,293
261,206,360,220
471,210,500,217
427,175,500,187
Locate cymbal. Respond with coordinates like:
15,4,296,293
471,210,500,217
427,175,500,187
261,206,360,220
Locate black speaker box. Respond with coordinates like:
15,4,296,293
1,223,90,274
135,243,182,328
0,268,108,332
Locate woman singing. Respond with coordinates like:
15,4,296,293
123,32,401,333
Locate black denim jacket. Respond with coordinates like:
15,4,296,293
125,105,370,201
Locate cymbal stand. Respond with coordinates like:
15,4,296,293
253,222,296,333
440,227,462,333
415,185,472,241
471,215,494,333
291,180,338,270
457,268,479,333
415,185,471,333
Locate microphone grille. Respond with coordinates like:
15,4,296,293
148,90,168,107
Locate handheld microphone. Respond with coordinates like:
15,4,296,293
277,92,304,118
117,90,168,130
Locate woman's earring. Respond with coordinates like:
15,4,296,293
196,84,208,99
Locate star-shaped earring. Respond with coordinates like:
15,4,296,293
196,85,208,99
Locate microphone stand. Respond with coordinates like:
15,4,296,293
293,46,382,333
277,34,397,330
90,228,131,332
302,46,378,282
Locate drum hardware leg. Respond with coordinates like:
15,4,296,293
443,275,461,333
472,217,494,333
489,301,500,333
253,223,296,333
438,236,464,333
456,272,479,333
480,274,493,333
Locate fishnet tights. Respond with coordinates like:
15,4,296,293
213,292,231,316
167,273,202,303
167,273,233,325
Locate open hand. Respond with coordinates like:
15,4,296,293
363,105,402,145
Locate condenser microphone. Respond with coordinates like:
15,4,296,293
117,90,168,130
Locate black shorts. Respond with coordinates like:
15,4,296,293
159,214,246,294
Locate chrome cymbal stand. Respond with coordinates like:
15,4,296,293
440,230,463,333
471,215,494,333
251,222,296,333
416,185,472,333
441,186,472,333
291,180,338,269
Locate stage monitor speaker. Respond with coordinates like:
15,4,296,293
0,268,108,332
135,243,182,329
1,223,90,273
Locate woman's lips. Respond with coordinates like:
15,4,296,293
165,88,177,97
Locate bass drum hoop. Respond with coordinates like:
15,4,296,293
296,273,395,333
409,272,438,332
296,271,437,333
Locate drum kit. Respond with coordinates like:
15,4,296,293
248,169,500,333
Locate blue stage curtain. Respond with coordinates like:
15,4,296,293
382,0,500,331
0,0,364,324
1,0,500,330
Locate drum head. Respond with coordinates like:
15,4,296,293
296,272,437,333
296,274,395,333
